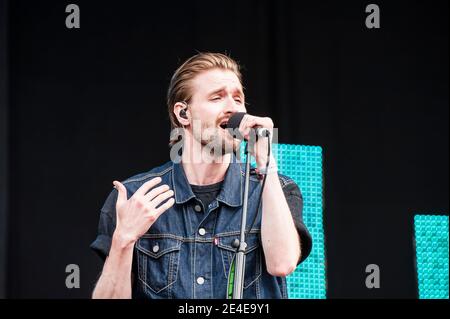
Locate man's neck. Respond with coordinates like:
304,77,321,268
181,142,231,186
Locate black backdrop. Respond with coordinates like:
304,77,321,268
2,0,448,298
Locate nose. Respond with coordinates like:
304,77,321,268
223,96,245,115
223,98,237,114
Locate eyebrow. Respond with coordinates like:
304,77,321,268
207,86,244,98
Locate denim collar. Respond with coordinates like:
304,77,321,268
171,153,243,207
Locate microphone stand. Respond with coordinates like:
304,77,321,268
232,139,253,299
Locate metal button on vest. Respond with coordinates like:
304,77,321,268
198,228,206,236
196,277,205,285
194,204,202,212
152,245,159,253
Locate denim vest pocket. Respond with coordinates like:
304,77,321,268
217,232,262,289
136,235,182,294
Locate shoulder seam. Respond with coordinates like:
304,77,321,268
282,180,296,187
123,165,173,184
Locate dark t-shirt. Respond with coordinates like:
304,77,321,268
190,181,223,212
190,181,223,229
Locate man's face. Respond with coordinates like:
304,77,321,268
188,68,247,157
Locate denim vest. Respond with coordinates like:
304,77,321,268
91,155,311,299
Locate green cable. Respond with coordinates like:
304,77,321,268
227,258,236,299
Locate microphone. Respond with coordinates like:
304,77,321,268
226,112,270,140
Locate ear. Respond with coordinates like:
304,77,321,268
173,102,190,127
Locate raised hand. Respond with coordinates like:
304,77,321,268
112,177,175,244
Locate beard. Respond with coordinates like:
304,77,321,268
193,120,239,159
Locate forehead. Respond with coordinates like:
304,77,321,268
190,68,243,96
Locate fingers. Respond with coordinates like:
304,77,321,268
239,115,260,139
113,181,128,205
239,114,251,132
154,198,175,216
151,189,175,208
239,115,274,140
242,119,257,139
114,176,175,219
241,115,273,131
143,184,170,201
134,177,162,197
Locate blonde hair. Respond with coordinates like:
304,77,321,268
167,52,243,146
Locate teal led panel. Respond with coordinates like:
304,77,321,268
414,215,449,299
240,143,326,299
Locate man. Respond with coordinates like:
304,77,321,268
90,52,312,299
